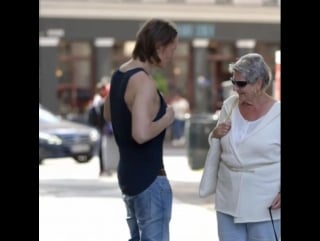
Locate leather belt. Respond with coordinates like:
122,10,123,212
158,168,166,176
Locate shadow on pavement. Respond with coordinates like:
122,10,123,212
39,178,120,198
170,180,214,211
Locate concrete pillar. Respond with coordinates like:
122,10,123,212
236,39,256,57
192,39,210,114
94,37,114,84
39,36,60,113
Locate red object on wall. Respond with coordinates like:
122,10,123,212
274,51,281,101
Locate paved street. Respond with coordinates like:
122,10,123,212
39,146,219,241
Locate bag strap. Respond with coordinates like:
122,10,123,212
224,97,238,122
208,96,238,144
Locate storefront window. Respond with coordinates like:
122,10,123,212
56,41,93,115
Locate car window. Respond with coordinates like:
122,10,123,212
39,108,60,124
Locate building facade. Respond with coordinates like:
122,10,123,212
39,0,280,115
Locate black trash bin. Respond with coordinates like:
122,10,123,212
185,112,219,170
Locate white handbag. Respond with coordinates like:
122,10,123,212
199,138,221,197
199,97,238,198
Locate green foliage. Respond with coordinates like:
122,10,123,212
153,71,168,95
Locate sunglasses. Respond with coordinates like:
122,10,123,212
230,79,248,88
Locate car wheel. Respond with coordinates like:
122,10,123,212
73,155,93,163
39,158,43,165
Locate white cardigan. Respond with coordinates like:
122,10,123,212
209,95,280,223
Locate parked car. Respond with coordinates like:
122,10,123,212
39,105,100,164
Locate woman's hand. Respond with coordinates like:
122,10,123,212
211,121,231,139
270,192,281,209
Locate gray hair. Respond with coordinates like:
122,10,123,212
229,53,272,90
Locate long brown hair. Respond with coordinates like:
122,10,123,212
132,19,178,65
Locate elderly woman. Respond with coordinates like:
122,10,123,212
210,53,280,241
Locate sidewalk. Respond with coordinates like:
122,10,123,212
164,146,218,241
171,199,218,241
39,146,219,241
40,194,218,241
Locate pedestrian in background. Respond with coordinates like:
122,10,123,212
87,81,108,176
208,53,280,241
101,83,119,176
104,18,177,241
170,88,190,146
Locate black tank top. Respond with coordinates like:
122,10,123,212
109,68,167,195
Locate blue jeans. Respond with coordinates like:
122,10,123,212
171,119,185,140
217,211,280,241
123,176,172,241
